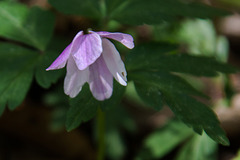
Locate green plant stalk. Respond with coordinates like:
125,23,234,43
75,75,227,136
98,0,108,29
97,108,106,160
99,0,106,19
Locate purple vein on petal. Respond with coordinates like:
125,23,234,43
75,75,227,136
64,57,89,98
97,31,134,49
46,43,72,71
72,32,103,70
89,55,113,101
102,38,127,86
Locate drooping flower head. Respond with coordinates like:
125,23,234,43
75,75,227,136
46,30,134,101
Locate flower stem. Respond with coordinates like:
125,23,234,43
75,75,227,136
98,0,109,30
97,108,105,160
99,0,106,19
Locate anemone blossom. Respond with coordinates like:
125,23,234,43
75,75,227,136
46,30,134,101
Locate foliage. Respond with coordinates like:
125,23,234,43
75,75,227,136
0,1,54,50
48,0,100,19
176,133,217,160
125,43,237,145
0,0,237,159
66,82,125,131
136,120,193,159
137,120,218,160
0,43,36,112
49,0,230,25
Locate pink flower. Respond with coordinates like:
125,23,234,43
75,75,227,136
46,31,134,101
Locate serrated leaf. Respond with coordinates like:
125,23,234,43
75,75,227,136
125,43,178,71
48,0,100,19
35,51,64,88
132,71,206,110
126,43,237,76
134,83,164,110
137,120,193,159
165,92,229,145
176,133,217,160
130,71,229,145
66,85,99,131
111,0,230,25
131,71,206,98
0,2,55,51
0,43,38,111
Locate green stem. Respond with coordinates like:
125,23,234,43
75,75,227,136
97,108,105,160
99,0,107,19
99,0,109,30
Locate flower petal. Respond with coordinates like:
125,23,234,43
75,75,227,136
72,31,103,70
102,39,127,86
88,55,113,101
97,31,134,49
46,43,72,71
64,56,89,98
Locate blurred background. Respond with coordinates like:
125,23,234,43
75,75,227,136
0,0,240,160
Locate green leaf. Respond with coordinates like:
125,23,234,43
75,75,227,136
175,19,229,63
132,71,206,98
165,92,229,145
48,0,100,19
106,129,126,160
66,81,126,131
0,43,38,111
126,43,178,71
112,0,230,25
100,82,125,111
126,43,237,76
137,120,193,159
216,36,229,63
176,133,217,160
134,83,164,110
124,82,146,107
35,51,64,88
105,104,136,160
130,71,229,145
0,2,55,51
177,19,217,57
66,85,99,131
132,72,206,110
